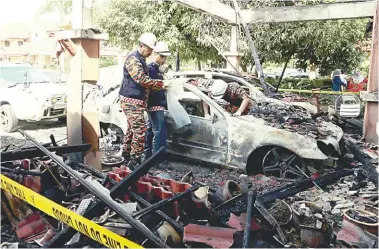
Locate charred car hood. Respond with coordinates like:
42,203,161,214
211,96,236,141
235,113,343,159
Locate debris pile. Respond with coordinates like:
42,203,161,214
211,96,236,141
1,132,378,248
248,102,341,141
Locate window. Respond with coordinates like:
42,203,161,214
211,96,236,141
179,99,205,117
4,41,10,47
18,41,23,46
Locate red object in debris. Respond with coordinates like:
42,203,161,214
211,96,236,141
17,213,41,228
310,172,320,180
227,213,261,231
184,224,236,248
16,219,45,239
107,166,209,217
337,220,378,247
22,175,42,193
16,213,53,242
22,159,31,170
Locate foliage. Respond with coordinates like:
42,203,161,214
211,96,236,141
265,77,332,90
100,57,117,68
43,0,369,76
240,17,368,76
97,0,230,63
39,0,72,18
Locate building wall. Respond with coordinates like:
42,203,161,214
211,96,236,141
0,38,28,48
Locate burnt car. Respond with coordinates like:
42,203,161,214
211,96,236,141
99,78,343,179
167,70,319,114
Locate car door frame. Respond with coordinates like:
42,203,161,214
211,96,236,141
165,84,229,166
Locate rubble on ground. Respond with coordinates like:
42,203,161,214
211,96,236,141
1,132,378,248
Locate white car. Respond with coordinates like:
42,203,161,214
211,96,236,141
0,64,67,132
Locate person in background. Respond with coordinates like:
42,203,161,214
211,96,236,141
145,41,171,160
331,69,347,91
119,33,170,169
205,80,251,117
348,70,367,92
340,69,348,91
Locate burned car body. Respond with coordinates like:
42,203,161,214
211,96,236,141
168,70,318,114
0,64,67,132
99,78,343,178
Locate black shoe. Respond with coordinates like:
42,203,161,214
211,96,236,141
127,159,140,170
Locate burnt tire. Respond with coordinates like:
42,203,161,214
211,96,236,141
0,104,18,133
246,146,274,175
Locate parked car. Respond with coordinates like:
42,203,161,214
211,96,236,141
98,78,343,179
285,71,310,79
41,69,67,83
0,64,67,132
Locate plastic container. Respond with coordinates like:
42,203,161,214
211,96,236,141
212,180,241,206
343,208,379,235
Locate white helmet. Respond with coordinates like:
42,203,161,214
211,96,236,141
211,80,228,99
154,41,171,56
138,33,157,49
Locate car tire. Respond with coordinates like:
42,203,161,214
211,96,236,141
0,104,18,133
247,146,308,180
246,146,274,176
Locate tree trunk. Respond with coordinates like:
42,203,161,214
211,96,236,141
276,57,290,92
197,60,201,70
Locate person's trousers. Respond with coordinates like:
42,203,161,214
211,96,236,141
120,100,146,162
145,110,167,159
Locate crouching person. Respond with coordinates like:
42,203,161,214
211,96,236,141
204,80,251,117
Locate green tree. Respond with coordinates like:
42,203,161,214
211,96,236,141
100,57,118,68
44,0,369,76
97,0,229,63
39,0,72,21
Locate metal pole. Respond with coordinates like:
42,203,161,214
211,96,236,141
231,0,270,95
242,190,256,248
294,165,324,192
132,184,199,219
129,192,184,234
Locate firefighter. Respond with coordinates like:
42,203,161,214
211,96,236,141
145,41,171,160
205,80,251,116
119,33,170,168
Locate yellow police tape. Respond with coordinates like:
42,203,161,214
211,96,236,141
257,87,360,95
0,174,143,249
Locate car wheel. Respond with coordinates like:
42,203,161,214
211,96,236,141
0,104,18,133
262,147,308,180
